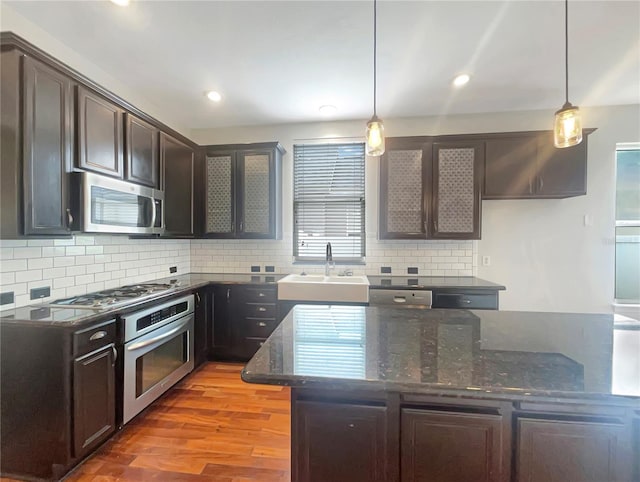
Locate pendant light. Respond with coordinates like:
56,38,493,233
366,0,385,156
553,0,582,148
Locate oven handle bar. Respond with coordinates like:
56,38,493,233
126,317,189,351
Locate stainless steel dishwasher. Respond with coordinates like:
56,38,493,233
368,289,432,308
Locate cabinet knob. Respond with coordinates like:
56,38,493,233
461,299,472,304
258,321,267,327
258,307,267,312
258,341,264,347
258,292,265,297
348,423,355,428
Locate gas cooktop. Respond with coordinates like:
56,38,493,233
49,281,181,310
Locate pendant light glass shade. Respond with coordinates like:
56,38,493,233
366,115,385,156
554,0,582,149
554,102,582,148
365,0,385,156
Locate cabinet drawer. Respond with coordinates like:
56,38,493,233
239,336,268,359
73,319,117,356
243,302,276,318
242,287,277,303
243,317,278,338
432,291,498,310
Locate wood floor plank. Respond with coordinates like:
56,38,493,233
64,362,290,481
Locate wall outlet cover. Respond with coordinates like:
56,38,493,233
30,286,51,300
407,267,419,274
169,266,177,273
265,266,275,273
0,292,15,305
251,265,261,272
381,267,392,274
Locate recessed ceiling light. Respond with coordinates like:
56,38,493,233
206,91,222,102
453,74,471,87
319,105,337,116
110,0,130,6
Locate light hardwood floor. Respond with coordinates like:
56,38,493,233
65,362,291,481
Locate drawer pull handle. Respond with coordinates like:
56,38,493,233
258,292,265,297
258,341,264,346
393,297,406,303
461,299,472,304
258,307,267,312
258,321,267,327
348,423,355,428
89,331,107,341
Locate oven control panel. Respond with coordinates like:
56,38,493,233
122,294,194,343
137,301,188,332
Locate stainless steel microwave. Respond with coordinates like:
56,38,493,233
73,172,164,235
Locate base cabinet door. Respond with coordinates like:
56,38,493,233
294,401,387,482
516,418,632,482
73,344,116,458
401,408,505,482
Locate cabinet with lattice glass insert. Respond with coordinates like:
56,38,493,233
202,142,284,239
379,137,483,240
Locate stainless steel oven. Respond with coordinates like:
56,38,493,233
122,294,194,424
74,171,164,234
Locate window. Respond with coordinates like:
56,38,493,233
293,142,365,262
615,146,640,303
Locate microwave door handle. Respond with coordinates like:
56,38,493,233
149,197,157,228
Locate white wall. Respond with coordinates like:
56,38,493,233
192,104,640,313
0,2,191,138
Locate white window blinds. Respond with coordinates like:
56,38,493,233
293,142,365,261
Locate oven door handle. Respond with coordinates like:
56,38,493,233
126,318,190,351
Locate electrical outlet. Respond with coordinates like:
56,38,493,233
30,286,50,300
169,266,177,273
482,256,491,266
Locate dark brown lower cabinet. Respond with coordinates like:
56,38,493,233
401,409,505,482
516,418,633,482
73,344,116,458
294,401,387,482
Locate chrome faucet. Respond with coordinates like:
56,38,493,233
325,242,334,276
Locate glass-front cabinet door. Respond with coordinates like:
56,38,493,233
203,152,235,237
238,150,274,238
203,143,283,239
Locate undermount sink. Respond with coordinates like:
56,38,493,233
277,273,370,303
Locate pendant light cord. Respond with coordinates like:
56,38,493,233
564,0,569,105
373,0,377,116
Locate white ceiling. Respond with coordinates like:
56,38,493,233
5,0,640,130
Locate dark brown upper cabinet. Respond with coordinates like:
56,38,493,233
202,142,284,239
77,85,124,178
379,137,431,240
161,132,195,237
124,113,159,188
431,141,484,239
379,136,482,240
484,130,594,199
1,49,74,237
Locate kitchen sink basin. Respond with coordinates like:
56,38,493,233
277,274,369,303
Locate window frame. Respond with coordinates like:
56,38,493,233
292,141,366,264
614,143,640,304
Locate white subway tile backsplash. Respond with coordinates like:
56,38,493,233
27,258,53,270
2,231,469,310
14,247,42,258
16,270,42,283
65,246,85,256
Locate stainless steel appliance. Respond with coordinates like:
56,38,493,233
74,171,164,234
122,294,194,424
368,289,432,308
49,281,180,310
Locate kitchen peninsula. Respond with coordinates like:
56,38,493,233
242,305,640,482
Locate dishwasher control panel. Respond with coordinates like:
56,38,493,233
369,289,432,308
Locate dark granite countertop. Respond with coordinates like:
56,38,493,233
0,272,284,327
242,305,640,404
367,276,505,290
